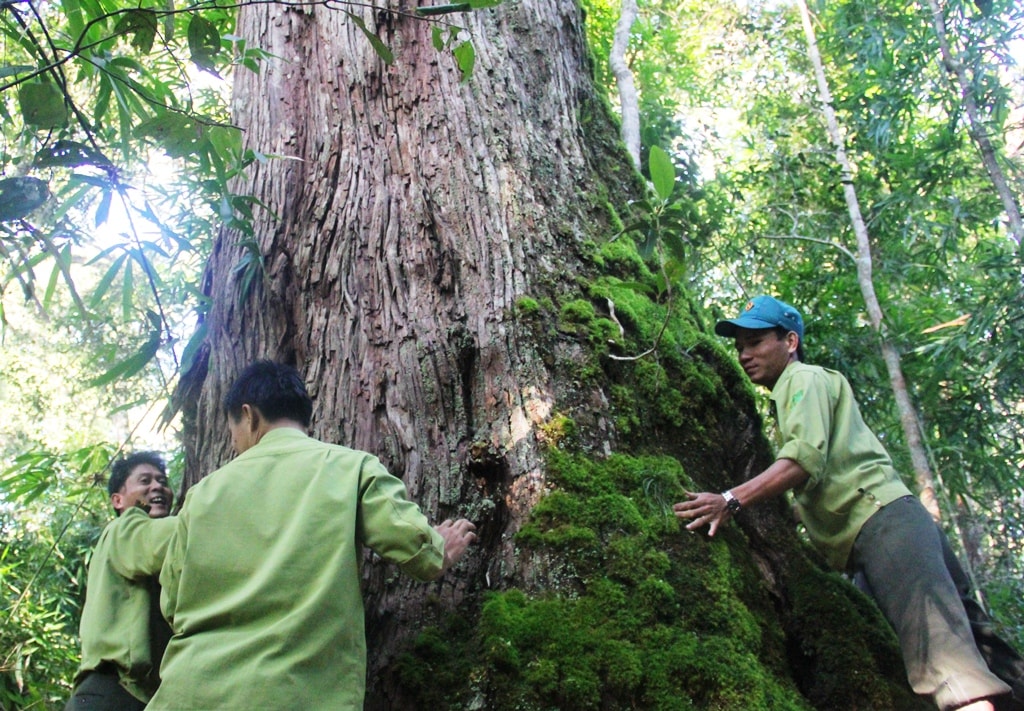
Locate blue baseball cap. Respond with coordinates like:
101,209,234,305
714,296,804,339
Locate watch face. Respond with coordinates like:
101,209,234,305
727,499,741,513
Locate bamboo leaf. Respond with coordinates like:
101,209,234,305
416,3,471,16
135,114,202,158
95,189,112,227
162,0,175,42
344,12,394,66
42,245,71,309
33,140,113,170
0,64,34,79
88,312,162,387
121,261,134,320
187,14,222,74
180,320,208,373
88,253,128,308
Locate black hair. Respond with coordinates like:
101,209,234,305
772,326,806,362
223,360,313,427
108,451,167,496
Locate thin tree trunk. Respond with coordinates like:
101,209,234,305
926,0,1024,244
796,0,941,520
610,0,641,168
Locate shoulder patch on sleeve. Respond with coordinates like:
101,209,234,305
789,389,805,407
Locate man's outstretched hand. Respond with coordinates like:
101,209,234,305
434,519,478,576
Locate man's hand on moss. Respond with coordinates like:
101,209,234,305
673,491,732,536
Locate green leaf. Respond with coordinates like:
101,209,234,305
42,246,68,310
416,0,498,13
88,311,162,387
163,0,175,42
135,114,202,158
453,41,475,82
113,9,158,54
0,65,34,79
180,320,208,374
95,189,112,227
18,82,68,129
88,253,128,308
33,140,113,170
416,3,471,16
187,14,222,74
648,145,675,202
121,261,134,320
344,12,394,66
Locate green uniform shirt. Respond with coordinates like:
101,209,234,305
74,508,176,702
771,362,912,571
150,428,445,711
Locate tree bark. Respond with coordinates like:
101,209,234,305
182,0,645,696
610,0,641,168
797,0,941,521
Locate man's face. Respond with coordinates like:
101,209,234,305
733,327,799,389
111,464,173,518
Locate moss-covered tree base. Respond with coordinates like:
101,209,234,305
372,234,929,710
390,450,926,710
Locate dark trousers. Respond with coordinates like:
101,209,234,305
64,670,146,711
852,495,1021,710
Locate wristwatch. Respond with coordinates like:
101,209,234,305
721,490,742,514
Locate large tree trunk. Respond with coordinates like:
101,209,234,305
178,0,929,708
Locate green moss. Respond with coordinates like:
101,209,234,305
597,238,653,281
784,564,931,710
463,450,811,710
393,418,916,710
560,298,596,325
515,296,542,316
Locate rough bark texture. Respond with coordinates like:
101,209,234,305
183,0,644,695
177,0,929,708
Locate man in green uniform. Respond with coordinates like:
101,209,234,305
149,360,477,711
674,296,1022,711
65,452,176,710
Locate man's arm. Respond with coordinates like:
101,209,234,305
103,507,177,579
673,458,809,536
359,462,477,581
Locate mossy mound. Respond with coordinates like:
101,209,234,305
396,450,811,710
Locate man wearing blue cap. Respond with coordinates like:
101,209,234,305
674,296,1022,711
